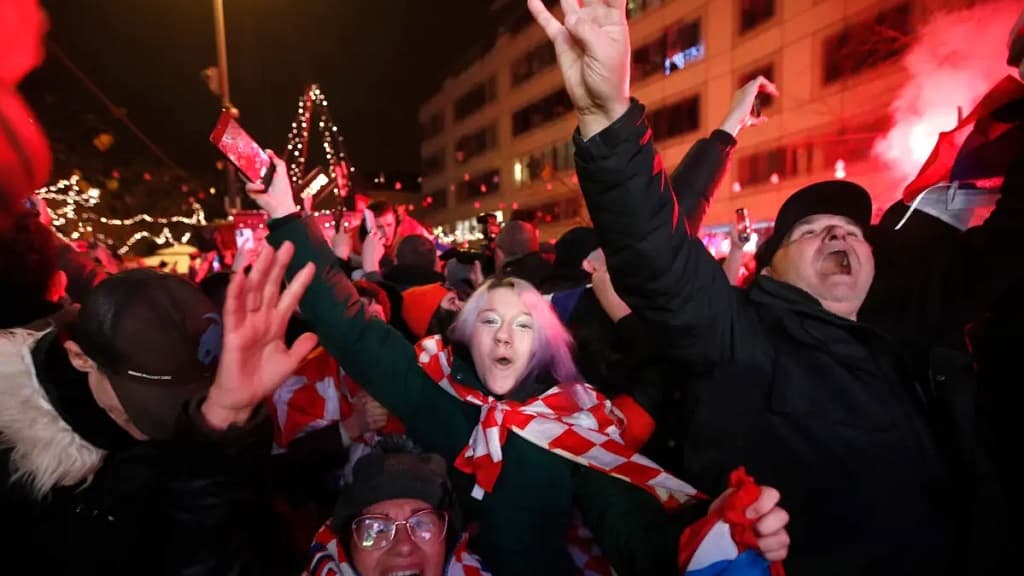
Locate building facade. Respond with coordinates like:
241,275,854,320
415,0,989,243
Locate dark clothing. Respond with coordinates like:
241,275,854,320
670,129,737,234
0,329,274,575
378,264,445,290
499,251,553,288
575,101,954,575
54,236,107,302
268,215,682,575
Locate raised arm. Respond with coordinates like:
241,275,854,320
674,76,778,233
243,155,473,459
529,0,745,365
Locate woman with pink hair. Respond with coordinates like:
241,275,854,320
246,152,790,575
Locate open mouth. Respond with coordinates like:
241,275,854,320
387,571,422,576
821,249,852,275
494,356,513,368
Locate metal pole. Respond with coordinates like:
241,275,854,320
213,0,239,213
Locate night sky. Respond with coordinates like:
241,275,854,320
25,0,495,184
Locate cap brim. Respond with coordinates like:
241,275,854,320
109,373,209,440
756,181,872,271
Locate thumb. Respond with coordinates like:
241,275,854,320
563,13,602,54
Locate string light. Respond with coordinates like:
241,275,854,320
36,175,207,255
287,84,352,203
117,227,194,255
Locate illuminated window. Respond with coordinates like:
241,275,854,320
633,19,703,80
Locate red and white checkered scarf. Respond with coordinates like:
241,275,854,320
414,335,701,507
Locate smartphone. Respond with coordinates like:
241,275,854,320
736,208,752,244
752,95,763,119
210,110,275,186
363,208,376,234
234,227,255,253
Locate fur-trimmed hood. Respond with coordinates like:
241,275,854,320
0,327,106,498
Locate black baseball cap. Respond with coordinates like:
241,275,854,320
755,180,873,271
333,452,453,534
74,269,222,440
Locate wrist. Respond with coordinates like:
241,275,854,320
719,114,745,138
578,99,631,140
200,397,254,430
264,202,299,220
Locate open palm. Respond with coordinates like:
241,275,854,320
204,242,318,427
528,0,631,138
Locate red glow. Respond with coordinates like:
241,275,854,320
394,181,403,191
463,173,471,182
874,0,1020,203
512,202,519,209
473,201,481,209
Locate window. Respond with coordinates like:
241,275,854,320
458,169,501,201
454,124,498,164
512,89,574,136
420,112,443,140
422,150,445,177
512,43,557,86
738,62,776,108
420,188,449,213
513,140,575,188
738,147,793,186
823,2,912,85
632,19,703,80
527,197,584,225
454,77,497,121
627,0,665,20
739,0,775,34
649,95,701,141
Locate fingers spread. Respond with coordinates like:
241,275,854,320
245,246,275,312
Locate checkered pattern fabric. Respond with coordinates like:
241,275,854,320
269,347,404,453
414,335,701,506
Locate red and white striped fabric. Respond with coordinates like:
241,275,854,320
414,335,701,507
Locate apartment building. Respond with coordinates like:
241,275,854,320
415,0,988,243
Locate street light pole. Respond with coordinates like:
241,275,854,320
212,0,239,212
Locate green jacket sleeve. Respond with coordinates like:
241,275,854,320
266,215,472,460
573,467,682,575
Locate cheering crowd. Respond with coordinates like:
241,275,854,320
3,1,1024,574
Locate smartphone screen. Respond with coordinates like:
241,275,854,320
234,227,255,253
736,208,752,244
210,110,270,183
363,208,376,234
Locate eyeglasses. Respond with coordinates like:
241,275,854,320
351,509,448,551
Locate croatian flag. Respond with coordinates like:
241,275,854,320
677,468,785,576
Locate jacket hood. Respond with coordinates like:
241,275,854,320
0,327,106,498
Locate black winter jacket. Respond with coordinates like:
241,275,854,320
574,101,954,576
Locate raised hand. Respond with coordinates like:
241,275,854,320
528,0,631,139
710,485,791,563
202,242,319,430
361,229,387,274
244,151,299,219
331,224,354,261
719,76,780,137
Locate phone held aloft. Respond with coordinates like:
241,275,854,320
209,109,276,188
736,208,752,244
